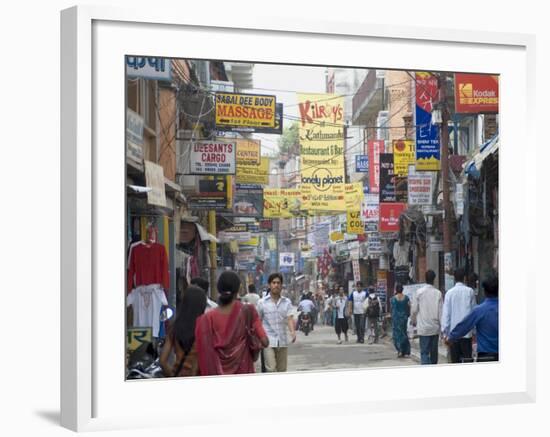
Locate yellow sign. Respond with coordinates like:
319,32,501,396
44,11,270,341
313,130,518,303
239,237,259,246
215,92,276,129
127,327,152,352
236,156,269,185
263,188,303,218
298,94,346,212
393,140,415,176
347,210,364,235
330,231,344,242
345,182,364,210
236,139,260,165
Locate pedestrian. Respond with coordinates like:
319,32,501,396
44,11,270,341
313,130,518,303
390,283,411,358
257,273,297,372
190,277,218,312
411,270,443,365
194,271,268,375
348,282,367,343
159,285,206,377
441,267,477,363
363,286,382,344
333,287,349,344
447,274,499,362
241,283,260,307
324,292,333,326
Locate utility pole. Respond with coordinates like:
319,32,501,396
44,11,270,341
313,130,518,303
439,72,453,283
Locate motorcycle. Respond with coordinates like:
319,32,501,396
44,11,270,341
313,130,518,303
126,307,174,380
299,312,312,336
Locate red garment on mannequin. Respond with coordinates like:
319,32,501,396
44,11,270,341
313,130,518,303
127,242,169,294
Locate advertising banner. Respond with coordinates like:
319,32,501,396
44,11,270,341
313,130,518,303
188,140,236,175
393,139,415,176
362,193,379,224
259,219,273,232
345,182,365,210
298,93,346,212
126,56,171,81
279,252,295,268
454,73,499,114
376,270,388,312
379,202,406,232
395,177,408,203
408,174,433,205
189,178,228,210
379,153,396,203
347,210,364,235
236,156,269,186
235,139,260,165
225,103,284,134
233,190,263,217
367,233,382,256
215,92,276,130
415,72,440,171
263,188,303,218
355,155,369,173
367,140,384,193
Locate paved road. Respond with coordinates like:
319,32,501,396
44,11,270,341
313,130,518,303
287,324,418,372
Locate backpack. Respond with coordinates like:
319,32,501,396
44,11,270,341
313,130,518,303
365,295,380,318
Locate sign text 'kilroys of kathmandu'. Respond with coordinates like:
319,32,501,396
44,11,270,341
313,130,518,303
298,93,346,212
215,92,276,130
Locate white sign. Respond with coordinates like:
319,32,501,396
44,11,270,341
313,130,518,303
279,252,295,267
144,160,166,207
188,141,236,175
408,174,433,205
367,233,382,256
126,56,172,81
455,183,464,216
403,283,427,302
352,259,361,283
362,194,379,223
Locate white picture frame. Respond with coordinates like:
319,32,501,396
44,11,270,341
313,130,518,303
61,5,536,432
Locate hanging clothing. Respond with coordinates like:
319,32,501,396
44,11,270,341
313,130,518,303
127,242,170,294
127,284,168,337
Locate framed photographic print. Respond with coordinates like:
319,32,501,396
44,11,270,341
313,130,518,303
61,5,536,432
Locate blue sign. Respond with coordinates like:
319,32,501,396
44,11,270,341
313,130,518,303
126,56,172,81
355,155,369,173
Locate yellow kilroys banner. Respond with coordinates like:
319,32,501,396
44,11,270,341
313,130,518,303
298,94,346,212
263,188,303,218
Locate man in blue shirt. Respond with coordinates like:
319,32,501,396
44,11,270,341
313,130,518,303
447,274,499,362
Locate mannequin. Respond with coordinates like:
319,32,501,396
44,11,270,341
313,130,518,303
127,222,170,337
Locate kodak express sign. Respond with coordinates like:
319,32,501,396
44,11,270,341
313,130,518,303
216,92,276,129
454,73,499,113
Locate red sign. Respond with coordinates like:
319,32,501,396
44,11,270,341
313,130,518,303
367,140,384,193
379,202,406,232
454,73,499,113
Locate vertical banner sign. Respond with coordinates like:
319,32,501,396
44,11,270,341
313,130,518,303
376,271,388,312
415,72,441,171
379,202,406,232
347,211,364,235
368,140,384,193
379,153,396,203
362,194,380,233
298,94,346,212
393,140,415,176
454,73,499,114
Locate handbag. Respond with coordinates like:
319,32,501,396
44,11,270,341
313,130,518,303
242,304,263,362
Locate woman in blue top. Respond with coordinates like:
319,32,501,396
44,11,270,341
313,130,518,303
391,283,411,358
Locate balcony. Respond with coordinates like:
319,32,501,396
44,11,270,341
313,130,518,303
352,70,385,125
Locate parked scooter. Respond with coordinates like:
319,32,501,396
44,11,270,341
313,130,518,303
126,307,174,379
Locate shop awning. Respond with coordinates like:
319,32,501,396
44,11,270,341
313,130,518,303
464,134,499,177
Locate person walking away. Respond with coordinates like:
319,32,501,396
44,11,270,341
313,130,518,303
364,286,382,344
441,268,477,363
190,277,218,312
348,283,367,343
411,270,443,365
160,285,206,377
447,275,499,362
194,271,268,375
241,283,260,307
297,293,315,332
324,292,333,326
333,288,349,344
390,283,411,358
257,273,297,372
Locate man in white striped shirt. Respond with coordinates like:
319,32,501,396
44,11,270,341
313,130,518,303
441,268,477,363
411,270,443,365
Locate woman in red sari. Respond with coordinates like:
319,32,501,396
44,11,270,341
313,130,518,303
195,271,268,375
